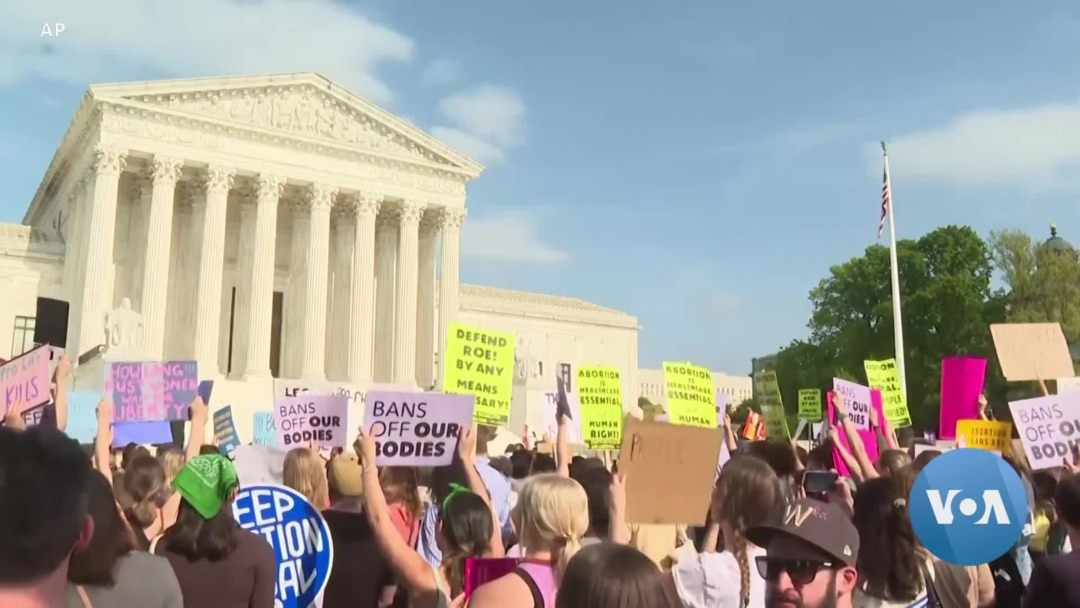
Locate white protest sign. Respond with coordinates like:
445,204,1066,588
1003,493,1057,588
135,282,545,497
543,392,583,444
1059,377,1080,394
1009,393,1080,470
364,391,474,466
833,378,871,431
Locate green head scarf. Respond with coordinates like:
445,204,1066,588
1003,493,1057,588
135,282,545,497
173,454,239,519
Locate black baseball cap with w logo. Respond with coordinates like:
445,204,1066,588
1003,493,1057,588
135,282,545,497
746,498,860,567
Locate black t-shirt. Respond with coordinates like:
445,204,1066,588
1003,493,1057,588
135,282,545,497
1024,551,1080,607
321,509,395,608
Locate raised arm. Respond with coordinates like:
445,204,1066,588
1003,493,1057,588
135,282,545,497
54,355,71,432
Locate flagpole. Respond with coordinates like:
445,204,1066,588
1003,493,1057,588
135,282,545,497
882,142,908,397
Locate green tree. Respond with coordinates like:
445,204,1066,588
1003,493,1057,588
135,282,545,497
778,225,1003,430
989,228,1080,341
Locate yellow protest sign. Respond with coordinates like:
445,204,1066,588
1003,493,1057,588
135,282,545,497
753,370,790,440
661,362,717,427
441,323,515,425
863,358,912,428
956,419,1012,453
797,389,822,422
577,366,623,450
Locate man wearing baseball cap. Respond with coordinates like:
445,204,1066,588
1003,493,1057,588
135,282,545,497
746,498,860,608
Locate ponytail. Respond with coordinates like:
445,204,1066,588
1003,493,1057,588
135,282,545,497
552,535,582,586
732,533,751,607
442,542,485,597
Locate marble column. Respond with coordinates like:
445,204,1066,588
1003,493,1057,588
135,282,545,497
230,187,256,377
373,211,398,382
415,212,439,389
139,156,183,359
75,145,127,359
328,205,353,380
63,178,88,351
392,201,423,384
242,174,282,377
284,196,310,377
348,194,382,385
192,166,234,374
436,208,466,389
127,174,151,314
300,184,335,380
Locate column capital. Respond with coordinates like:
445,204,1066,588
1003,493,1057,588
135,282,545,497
176,182,198,209
355,193,384,217
90,145,127,177
398,200,424,226
285,191,309,215
419,209,441,236
200,165,235,194
376,209,399,231
306,183,337,211
439,207,467,230
255,174,284,203
151,156,184,186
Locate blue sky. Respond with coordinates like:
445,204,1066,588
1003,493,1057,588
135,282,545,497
3,2,1080,374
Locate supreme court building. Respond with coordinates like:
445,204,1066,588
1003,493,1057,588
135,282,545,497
2,74,645,438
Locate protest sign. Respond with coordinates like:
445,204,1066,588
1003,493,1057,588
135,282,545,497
939,357,987,440
253,412,278,447
112,421,172,447
232,484,333,608
1059,377,1080,394
441,323,515,425
955,419,1012,453
0,345,51,416
991,322,1074,382
66,391,99,443
1009,393,1080,470
864,358,911,427
364,391,474,466
833,379,872,431
827,390,883,478
576,365,622,448
543,392,583,445
213,406,241,454
797,389,822,422
107,361,198,422
274,394,348,449
754,370,789,439
715,393,730,425
618,417,722,526
662,362,716,427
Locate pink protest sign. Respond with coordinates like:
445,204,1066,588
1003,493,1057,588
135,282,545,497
939,357,987,440
0,345,52,416
828,389,883,478
364,391,475,466
107,361,199,422
275,393,349,449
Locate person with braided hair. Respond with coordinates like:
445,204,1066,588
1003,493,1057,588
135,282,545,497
669,455,785,608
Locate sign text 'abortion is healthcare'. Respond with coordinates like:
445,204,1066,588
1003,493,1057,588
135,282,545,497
233,484,333,608
107,360,198,422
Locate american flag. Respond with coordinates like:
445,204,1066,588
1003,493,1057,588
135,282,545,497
877,164,891,239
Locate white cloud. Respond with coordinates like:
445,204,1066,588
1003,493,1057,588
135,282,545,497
430,127,505,164
421,59,462,86
880,101,1080,188
0,0,414,104
462,213,569,265
432,85,527,163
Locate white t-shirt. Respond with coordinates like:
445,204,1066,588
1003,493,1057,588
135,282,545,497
852,561,934,608
672,546,767,608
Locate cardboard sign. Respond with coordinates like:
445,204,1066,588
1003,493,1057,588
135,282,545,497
617,417,722,525
991,323,1074,382
364,391,474,466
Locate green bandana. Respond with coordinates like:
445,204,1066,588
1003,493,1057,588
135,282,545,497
173,454,239,519
441,482,471,511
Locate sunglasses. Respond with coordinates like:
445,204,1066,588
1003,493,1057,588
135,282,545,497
755,557,837,585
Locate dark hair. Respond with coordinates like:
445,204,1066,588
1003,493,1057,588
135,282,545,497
569,457,606,480
116,455,166,530
531,453,557,474
573,467,613,538
852,472,922,600
556,542,677,608
380,467,423,520
439,491,493,596
0,426,92,585
487,456,512,478
877,449,912,476
199,444,221,455
744,441,798,477
159,498,240,561
806,443,835,471
121,443,151,470
509,449,535,479
1055,472,1080,528
1033,470,1059,504
69,470,135,586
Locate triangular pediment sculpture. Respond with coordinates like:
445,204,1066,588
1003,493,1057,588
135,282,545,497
89,73,482,176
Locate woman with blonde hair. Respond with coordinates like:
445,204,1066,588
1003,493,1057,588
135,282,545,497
156,446,185,499
469,473,589,608
283,447,329,510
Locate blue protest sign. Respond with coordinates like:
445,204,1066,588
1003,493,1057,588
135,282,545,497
232,484,333,608
213,406,240,455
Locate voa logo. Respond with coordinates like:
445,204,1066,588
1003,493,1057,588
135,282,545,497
909,448,1030,565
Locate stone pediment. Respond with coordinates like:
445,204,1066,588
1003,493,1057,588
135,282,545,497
90,74,482,176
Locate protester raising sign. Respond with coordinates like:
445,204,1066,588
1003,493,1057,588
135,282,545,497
0,345,52,416
1009,393,1080,471
274,394,348,449
232,484,333,608
833,379,872,431
106,360,198,422
442,323,515,426
364,391,474,466
213,406,241,455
